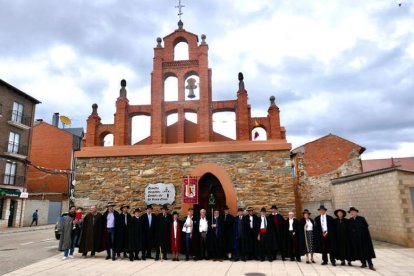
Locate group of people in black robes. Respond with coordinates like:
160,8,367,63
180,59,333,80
66,202,376,271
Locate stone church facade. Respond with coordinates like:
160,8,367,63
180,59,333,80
75,21,295,215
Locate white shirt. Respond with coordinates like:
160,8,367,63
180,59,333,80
182,216,193,233
305,219,313,231
199,217,208,232
249,216,253,229
148,213,152,227
260,216,267,229
289,218,294,231
107,212,115,228
173,220,178,238
321,214,328,232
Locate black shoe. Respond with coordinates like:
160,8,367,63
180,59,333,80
311,259,315,263
142,257,146,261
282,258,286,261
232,258,239,262
321,262,328,265
360,264,367,268
306,261,310,264
105,256,111,260
185,257,189,261
129,257,134,262
332,263,336,266
296,258,301,262
155,256,160,261
112,255,116,261
290,258,295,262
260,259,265,262
348,261,352,266
123,253,128,259
341,261,345,266
369,266,376,271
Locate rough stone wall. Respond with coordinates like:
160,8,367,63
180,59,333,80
332,170,414,247
75,150,295,216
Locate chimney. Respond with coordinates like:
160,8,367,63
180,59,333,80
52,113,59,127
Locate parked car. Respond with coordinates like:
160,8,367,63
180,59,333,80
54,213,68,240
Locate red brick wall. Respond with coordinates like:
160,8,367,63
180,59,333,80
304,135,363,177
26,123,73,194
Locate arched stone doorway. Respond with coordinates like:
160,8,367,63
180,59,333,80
181,163,237,215
194,173,226,217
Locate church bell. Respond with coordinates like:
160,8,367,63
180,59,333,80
186,78,197,99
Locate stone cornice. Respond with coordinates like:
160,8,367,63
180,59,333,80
75,140,291,158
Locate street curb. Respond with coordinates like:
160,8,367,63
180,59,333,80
0,225,55,235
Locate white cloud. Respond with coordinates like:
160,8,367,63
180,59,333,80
0,0,413,159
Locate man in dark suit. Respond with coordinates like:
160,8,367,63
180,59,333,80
208,209,223,261
222,205,234,260
348,207,376,271
257,207,275,262
141,205,156,259
155,204,172,260
243,206,259,260
268,204,285,260
115,204,131,259
285,211,300,261
102,202,119,261
233,207,246,261
314,205,336,266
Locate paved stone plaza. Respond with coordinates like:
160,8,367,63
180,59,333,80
4,241,413,276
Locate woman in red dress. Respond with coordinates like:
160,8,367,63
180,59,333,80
171,211,181,261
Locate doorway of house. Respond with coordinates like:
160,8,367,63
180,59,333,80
194,173,226,218
8,200,16,227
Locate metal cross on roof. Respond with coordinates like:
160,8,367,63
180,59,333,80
175,0,185,20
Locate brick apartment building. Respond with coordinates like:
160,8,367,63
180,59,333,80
0,79,40,228
24,115,83,226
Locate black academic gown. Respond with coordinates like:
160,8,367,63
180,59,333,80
128,216,143,252
335,218,350,261
115,213,131,253
141,213,157,253
78,212,103,253
314,214,337,255
268,213,285,255
242,214,260,258
257,215,276,260
285,218,300,259
348,216,376,261
155,213,172,252
222,213,234,255
233,215,245,258
207,216,224,259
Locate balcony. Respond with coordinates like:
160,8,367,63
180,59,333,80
7,110,32,130
1,174,24,187
3,142,28,160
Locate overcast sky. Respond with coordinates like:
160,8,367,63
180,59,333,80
1,0,413,159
